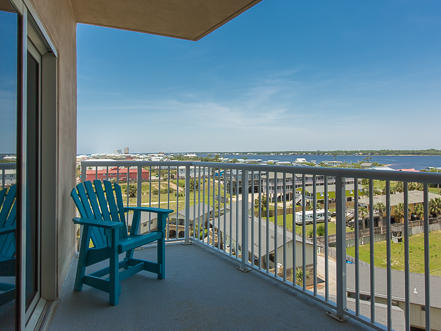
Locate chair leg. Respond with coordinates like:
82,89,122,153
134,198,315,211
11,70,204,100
74,262,86,292
109,230,120,305
74,227,90,292
157,238,165,279
124,248,135,266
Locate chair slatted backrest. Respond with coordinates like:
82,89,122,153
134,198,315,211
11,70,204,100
71,180,128,248
0,185,16,259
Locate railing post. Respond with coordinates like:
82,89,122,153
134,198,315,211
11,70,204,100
240,169,249,271
136,165,142,207
184,165,191,244
81,162,86,182
333,175,347,321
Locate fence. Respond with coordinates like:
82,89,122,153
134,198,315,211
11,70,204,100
81,160,441,331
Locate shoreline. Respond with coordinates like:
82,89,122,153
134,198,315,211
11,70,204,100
218,153,441,157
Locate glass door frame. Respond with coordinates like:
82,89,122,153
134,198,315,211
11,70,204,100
24,34,42,323
8,0,59,329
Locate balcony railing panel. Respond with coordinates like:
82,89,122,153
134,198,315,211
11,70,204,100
0,163,16,190
80,160,441,331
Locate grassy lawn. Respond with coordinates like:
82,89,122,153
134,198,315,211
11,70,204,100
121,180,230,214
429,187,441,195
347,230,441,276
268,214,353,237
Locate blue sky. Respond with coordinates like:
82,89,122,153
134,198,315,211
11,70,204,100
77,1,441,154
0,11,17,154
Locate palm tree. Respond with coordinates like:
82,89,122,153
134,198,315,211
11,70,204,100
429,198,441,218
391,182,404,194
393,203,405,223
296,268,303,287
374,202,386,227
413,203,424,221
408,182,423,191
256,195,268,214
359,206,368,229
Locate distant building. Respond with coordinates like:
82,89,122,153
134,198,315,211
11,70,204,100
85,166,149,181
276,161,292,166
322,160,342,167
148,153,165,161
226,171,355,200
124,147,129,154
177,167,210,178
216,202,314,271
360,162,373,168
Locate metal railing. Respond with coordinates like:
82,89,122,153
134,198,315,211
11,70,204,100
80,160,441,331
0,163,16,189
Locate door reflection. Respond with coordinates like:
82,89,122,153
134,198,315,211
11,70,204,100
0,2,18,330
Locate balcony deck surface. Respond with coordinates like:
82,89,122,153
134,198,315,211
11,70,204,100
48,243,367,331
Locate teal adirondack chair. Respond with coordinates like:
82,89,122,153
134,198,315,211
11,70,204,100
0,185,16,305
71,180,173,305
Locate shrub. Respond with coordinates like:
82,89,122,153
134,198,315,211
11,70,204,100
317,224,325,237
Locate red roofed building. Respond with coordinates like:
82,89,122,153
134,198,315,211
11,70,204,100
86,167,149,181
397,168,419,172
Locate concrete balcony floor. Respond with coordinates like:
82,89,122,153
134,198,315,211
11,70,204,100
48,243,367,331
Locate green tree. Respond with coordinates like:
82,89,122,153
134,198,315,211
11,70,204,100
374,202,386,226
393,203,405,222
359,206,368,220
317,224,325,237
358,206,368,229
189,178,199,191
361,178,369,186
126,184,137,198
409,182,423,191
257,195,268,212
413,203,424,221
391,181,404,194
429,198,441,217
296,268,303,286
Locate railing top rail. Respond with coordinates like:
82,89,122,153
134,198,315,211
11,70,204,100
0,163,16,170
80,160,441,183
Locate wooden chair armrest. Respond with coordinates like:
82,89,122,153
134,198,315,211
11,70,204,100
73,217,123,229
124,207,173,235
124,207,173,215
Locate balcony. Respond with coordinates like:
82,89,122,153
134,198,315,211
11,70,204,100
48,160,441,331
48,243,364,331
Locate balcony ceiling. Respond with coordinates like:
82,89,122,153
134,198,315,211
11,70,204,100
0,0,15,11
71,0,261,41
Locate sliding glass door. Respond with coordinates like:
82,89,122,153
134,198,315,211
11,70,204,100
0,1,58,328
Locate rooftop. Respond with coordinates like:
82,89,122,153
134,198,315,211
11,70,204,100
347,260,441,309
359,190,441,207
216,201,313,259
